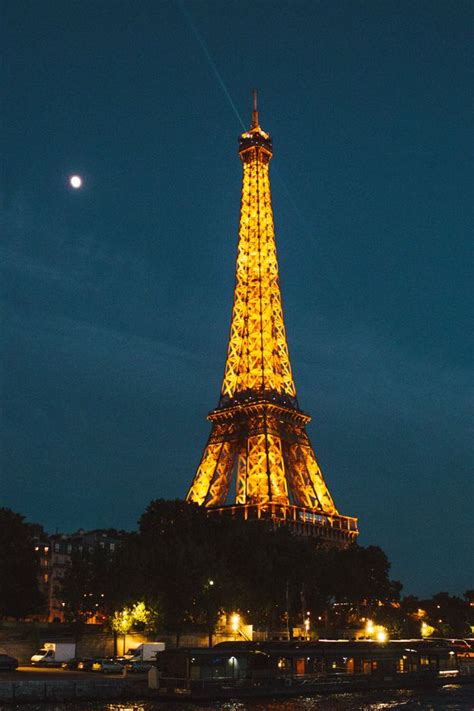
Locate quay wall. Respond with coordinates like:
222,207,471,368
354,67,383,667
0,622,140,663
0,679,148,702
0,622,246,663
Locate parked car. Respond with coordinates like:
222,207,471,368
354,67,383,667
431,638,474,656
91,658,124,674
0,654,18,671
61,657,90,670
77,658,96,671
125,660,152,673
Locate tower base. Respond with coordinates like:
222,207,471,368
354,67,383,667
208,503,358,547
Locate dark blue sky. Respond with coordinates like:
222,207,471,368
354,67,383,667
2,1,472,597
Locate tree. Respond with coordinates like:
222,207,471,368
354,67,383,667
56,498,412,642
138,499,224,645
423,592,471,637
110,602,158,655
0,508,44,618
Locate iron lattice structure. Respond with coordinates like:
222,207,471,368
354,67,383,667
186,95,358,545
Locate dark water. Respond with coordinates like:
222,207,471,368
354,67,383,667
1,686,473,711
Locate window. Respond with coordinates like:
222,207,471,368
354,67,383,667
362,660,372,675
294,658,305,675
277,657,290,672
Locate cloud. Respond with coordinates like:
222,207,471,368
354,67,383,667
4,308,213,399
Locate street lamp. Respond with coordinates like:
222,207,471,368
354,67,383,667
304,613,310,639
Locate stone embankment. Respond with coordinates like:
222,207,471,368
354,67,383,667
0,678,148,702
0,620,241,663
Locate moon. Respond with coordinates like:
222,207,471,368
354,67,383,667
69,175,83,189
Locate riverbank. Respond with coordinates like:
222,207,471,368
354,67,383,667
1,676,473,705
1,669,472,704
3,687,474,711
0,668,148,703
154,673,474,702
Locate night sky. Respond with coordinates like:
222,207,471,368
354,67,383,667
2,1,472,597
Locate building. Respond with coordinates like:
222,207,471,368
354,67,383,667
33,529,122,622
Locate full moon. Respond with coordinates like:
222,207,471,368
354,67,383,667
69,175,82,189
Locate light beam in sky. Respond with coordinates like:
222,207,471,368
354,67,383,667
177,0,245,130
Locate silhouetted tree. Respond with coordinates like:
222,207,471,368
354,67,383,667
61,499,468,642
423,592,471,637
0,508,44,618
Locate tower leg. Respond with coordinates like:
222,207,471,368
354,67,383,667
186,437,238,507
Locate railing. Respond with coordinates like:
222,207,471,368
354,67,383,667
211,503,358,536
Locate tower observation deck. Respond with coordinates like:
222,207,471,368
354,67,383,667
186,93,358,545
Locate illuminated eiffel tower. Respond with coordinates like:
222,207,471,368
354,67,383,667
186,93,358,545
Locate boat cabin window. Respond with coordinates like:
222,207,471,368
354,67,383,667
439,652,457,671
189,654,249,680
276,657,291,672
294,658,305,676
311,657,324,674
397,656,408,673
362,659,373,675
419,655,437,670
328,657,349,674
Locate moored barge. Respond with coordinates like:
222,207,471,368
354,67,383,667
151,639,474,700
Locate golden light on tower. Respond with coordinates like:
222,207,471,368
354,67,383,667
186,92,358,545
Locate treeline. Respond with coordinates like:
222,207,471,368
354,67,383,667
1,503,472,642
0,508,44,618
61,500,401,640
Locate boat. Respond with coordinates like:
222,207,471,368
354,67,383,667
151,639,474,700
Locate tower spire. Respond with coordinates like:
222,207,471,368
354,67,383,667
251,88,259,128
185,96,358,546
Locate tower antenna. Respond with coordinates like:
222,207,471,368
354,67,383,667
251,88,259,128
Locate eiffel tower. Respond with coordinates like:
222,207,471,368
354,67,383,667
186,93,358,545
